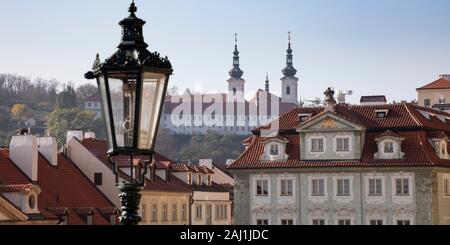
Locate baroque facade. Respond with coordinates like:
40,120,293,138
229,88,450,225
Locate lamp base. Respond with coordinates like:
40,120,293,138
117,183,143,225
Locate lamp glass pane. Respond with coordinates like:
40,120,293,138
137,72,167,150
97,75,114,151
108,74,138,148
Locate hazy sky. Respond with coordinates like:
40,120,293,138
1,0,450,103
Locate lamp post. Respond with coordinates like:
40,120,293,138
85,1,172,225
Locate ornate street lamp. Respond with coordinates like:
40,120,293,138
85,1,172,225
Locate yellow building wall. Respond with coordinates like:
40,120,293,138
139,191,191,225
417,89,450,107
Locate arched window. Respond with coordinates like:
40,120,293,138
286,86,291,95
233,88,237,95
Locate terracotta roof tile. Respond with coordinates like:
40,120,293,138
0,149,116,225
417,78,450,90
375,130,404,140
0,184,34,193
80,139,192,193
229,105,450,170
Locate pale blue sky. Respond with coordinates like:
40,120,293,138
1,0,450,103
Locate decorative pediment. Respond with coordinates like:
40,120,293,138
252,206,272,215
297,112,365,132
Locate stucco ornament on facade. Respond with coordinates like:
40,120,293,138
320,117,338,129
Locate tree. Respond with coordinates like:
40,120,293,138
76,83,98,103
57,85,78,109
10,104,31,119
47,108,97,147
0,106,11,125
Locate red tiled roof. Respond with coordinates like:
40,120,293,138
0,149,116,225
229,103,450,170
85,92,101,102
80,139,192,193
0,184,34,193
360,95,387,103
417,78,450,90
255,103,450,132
46,207,70,216
375,130,403,140
73,207,95,215
171,163,214,174
98,207,119,215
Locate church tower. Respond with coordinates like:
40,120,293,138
228,33,245,101
281,32,299,104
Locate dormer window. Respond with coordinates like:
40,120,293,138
261,138,289,161
431,136,449,160
336,137,350,152
375,109,389,119
299,113,312,123
374,131,405,160
28,194,36,210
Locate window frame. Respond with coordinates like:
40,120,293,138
310,137,325,153
368,178,383,196
335,137,350,152
280,179,294,197
255,179,269,197
395,178,410,196
311,178,325,197
336,178,351,197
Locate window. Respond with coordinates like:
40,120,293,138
397,220,411,225
370,220,383,225
172,204,177,221
187,173,192,185
207,175,212,186
376,111,387,118
311,138,324,152
197,174,202,185
256,179,269,196
142,204,147,222
181,204,187,221
233,88,237,95
300,116,309,122
110,215,116,225
28,194,36,209
444,178,450,197
281,219,294,225
152,204,158,221
256,219,269,225
336,138,350,152
94,173,103,186
86,215,93,225
162,204,168,221
286,86,291,95
395,178,410,196
369,179,383,196
215,205,228,220
311,179,325,196
280,179,293,196
424,99,431,107
196,205,203,220
337,179,350,196
270,144,279,156
384,142,394,153
441,143,447,156
312,219,325,225
338,219,351,225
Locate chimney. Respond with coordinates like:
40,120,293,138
440,74,450,81
9,135,38,182
226,159,234,167
199,159,213,169
84,131,96,139
37,137,58,166
66,130,84,143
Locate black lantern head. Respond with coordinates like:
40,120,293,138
85,1,172,158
